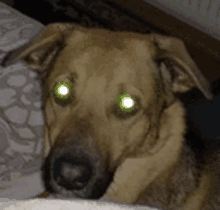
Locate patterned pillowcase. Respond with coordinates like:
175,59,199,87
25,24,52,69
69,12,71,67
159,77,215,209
0,2,45,194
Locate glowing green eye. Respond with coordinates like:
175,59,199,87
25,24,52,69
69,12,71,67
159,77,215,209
115,93,135,112
55,82,71,99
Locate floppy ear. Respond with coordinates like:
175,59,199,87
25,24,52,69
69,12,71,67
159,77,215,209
1,23,74,71
152,33,213,100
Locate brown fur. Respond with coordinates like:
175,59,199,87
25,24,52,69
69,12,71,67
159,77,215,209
1,23,219,210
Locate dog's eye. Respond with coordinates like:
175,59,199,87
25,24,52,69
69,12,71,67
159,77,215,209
53,82,73,107
113,93,140,119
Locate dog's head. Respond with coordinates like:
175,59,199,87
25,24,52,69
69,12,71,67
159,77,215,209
1,23,212,199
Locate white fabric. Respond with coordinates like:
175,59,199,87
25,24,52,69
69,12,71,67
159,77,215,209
0,199,158,210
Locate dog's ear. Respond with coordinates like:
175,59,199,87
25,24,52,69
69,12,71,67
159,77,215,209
152,33,213,100
1,23,74,71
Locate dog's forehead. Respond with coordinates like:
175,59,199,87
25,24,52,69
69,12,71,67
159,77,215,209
49,29,156,103
70,29,154,71
64,28,155,67
66,27,154,52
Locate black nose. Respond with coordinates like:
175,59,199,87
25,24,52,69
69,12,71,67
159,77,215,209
53,157,92,190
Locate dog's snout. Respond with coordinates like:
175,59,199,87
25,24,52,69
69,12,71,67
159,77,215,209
43,134,113,199
53,157,92,190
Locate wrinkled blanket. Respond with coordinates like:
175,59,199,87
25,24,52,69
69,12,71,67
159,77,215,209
0,198,158,210
0,2,45,198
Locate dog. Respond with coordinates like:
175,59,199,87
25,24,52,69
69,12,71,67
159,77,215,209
1,23,219,210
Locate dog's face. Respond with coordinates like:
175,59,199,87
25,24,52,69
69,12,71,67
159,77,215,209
44,28,157,161
1,23,212,199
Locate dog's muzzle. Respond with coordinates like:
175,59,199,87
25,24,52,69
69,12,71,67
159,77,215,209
42,132,113,199
53,154,92,190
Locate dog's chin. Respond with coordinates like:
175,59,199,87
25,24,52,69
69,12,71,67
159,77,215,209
42,151,114,200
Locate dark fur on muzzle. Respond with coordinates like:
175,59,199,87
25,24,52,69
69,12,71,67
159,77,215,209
42,131,113,199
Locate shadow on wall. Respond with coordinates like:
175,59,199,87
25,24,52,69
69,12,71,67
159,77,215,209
177,77,220,164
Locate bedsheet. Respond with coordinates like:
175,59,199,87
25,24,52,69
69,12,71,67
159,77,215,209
0,198,158,210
